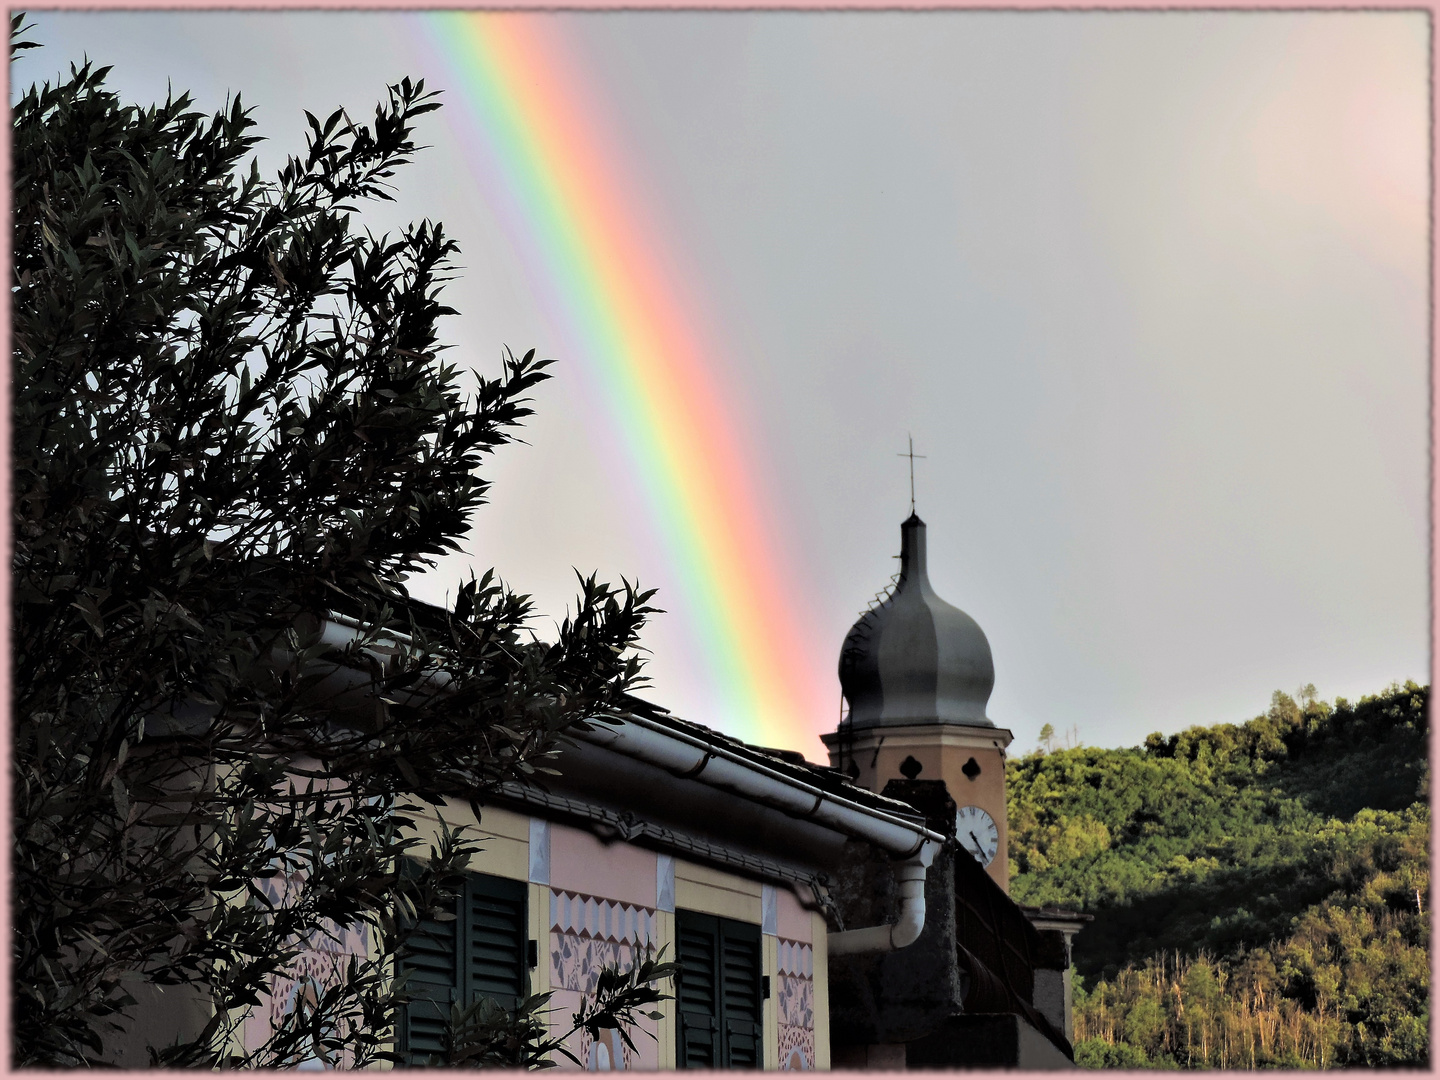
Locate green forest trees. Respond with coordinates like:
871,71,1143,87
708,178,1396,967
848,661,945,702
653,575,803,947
1073,806,1429,1068
1008,683,1430,1068
11,20,669,1067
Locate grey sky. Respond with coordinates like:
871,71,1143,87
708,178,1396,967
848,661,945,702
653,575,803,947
16,10,1429,758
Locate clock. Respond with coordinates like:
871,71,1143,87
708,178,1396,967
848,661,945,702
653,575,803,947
956,805,1000,868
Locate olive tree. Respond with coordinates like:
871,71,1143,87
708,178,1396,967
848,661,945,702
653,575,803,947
11,18,669,1067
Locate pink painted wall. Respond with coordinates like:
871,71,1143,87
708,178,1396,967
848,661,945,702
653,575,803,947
776,883,815,943
549,822,658,908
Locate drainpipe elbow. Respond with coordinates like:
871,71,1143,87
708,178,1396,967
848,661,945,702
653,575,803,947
886,857,930,949
827,840,938,957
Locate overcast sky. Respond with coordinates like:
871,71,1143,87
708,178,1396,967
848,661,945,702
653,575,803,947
16,10,1429,760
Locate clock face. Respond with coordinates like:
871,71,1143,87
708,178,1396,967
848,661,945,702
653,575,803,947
956,805,1000,868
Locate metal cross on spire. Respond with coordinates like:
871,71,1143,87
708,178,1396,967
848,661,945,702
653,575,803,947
897,434,927,515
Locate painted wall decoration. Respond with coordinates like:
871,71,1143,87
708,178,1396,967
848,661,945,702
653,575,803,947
549,889,661,1069
245,871,371,1067
777,938,815,1070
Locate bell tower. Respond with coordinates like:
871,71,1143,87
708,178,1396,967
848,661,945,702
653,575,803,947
820,514,1014,890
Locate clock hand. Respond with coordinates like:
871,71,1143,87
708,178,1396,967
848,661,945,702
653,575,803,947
969,831,984,853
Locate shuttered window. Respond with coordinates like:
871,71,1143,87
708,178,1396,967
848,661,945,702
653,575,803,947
400,893,460,1060
676,910,762,1069
464,874,527,1007
399,868,528,1064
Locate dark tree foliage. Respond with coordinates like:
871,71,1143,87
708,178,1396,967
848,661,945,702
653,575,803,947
1008,682,1429,1068
11,19,671,1067
442,952,677,1069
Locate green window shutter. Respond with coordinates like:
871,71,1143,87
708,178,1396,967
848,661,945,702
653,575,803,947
676,910,761,1070
677,911,720,1068
719,919,762,1068
399,877,460,1063
399,866,528,1065
463,872,528,1010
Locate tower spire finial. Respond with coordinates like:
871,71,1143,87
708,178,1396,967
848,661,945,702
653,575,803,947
897,433,927,515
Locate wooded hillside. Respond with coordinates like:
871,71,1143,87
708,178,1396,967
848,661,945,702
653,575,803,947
1008,683,1429,1068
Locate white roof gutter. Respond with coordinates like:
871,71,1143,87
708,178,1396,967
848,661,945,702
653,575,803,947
579,711,943,859
576,712,943,957
304,615,943,955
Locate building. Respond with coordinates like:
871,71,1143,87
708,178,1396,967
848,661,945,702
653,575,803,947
125,514,1083,1070
368,511,1085,1069
821,513,1085,1069
228,626,944,1069
376,699,944,1069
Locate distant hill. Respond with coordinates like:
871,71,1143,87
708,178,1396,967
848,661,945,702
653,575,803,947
1007,683,1429,1068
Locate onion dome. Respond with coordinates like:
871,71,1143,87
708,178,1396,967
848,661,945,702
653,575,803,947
839,514,995,728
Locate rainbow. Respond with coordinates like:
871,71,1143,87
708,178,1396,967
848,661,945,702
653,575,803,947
412,12,829,753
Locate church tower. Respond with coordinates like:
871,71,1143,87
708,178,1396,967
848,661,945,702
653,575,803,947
821,514,1015,890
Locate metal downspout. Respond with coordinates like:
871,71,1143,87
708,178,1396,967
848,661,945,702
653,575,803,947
826,843,937,956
